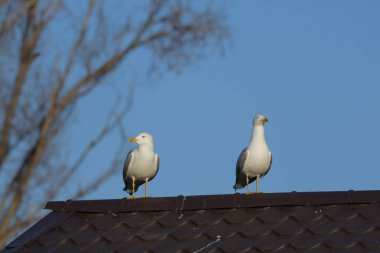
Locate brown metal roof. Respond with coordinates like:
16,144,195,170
2,190,380,253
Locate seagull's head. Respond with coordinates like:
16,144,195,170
129,132,154,146
253,114,269,125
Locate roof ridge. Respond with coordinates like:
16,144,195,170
44,190,380,213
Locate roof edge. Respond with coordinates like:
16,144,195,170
44,190,380,213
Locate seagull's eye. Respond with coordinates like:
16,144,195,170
142,136,145,138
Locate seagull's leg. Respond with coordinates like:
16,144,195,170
129,178,136,199
144,178,148,198
256,175,259,193
246,174,251,194
133,178,135,197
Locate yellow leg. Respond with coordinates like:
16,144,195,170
246,174,251,194
133,178,135,197
144,178,148,198
129,178,136,199
256,175,259,193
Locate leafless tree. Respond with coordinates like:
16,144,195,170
0,0,228,246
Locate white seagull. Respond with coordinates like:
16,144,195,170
123,132,159,198
234,115,272,194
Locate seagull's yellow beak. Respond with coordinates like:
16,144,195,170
264,117,269,123
129,137,138,143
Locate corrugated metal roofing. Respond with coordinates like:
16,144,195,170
2,191,380,253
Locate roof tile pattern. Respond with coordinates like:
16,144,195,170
2,191,380,253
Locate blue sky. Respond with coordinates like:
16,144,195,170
67,1,380,200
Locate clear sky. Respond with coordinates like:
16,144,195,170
66,1,380,200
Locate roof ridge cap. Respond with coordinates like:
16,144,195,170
44,190,380,213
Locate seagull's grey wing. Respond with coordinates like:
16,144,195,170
233,148,249,190
261,150,272,178
235,148,248,177
148,154,160,182
122,150,134,192
123,150,134,180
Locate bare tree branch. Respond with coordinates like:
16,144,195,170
0,0,37,37
0,0,228,246
0,0,41,168
49,84,135,200
54,0,95,99
72,126,127,200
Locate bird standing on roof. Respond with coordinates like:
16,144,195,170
123,132,159,198
234,115,272,194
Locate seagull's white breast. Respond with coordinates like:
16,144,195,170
243,140,271,176
127,148,157,180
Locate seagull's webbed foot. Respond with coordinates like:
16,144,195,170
246,191,263,195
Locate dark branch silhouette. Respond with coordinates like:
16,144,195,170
0,0,228,246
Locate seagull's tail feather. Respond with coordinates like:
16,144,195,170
123,178,134,195
233,175,258,190
123,186,133,195
233,175,246,190
233,183,244,190
123,178,144,195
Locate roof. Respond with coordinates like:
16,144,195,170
2,190,380,253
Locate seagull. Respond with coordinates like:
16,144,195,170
233,115,272,194
123,132,159,198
